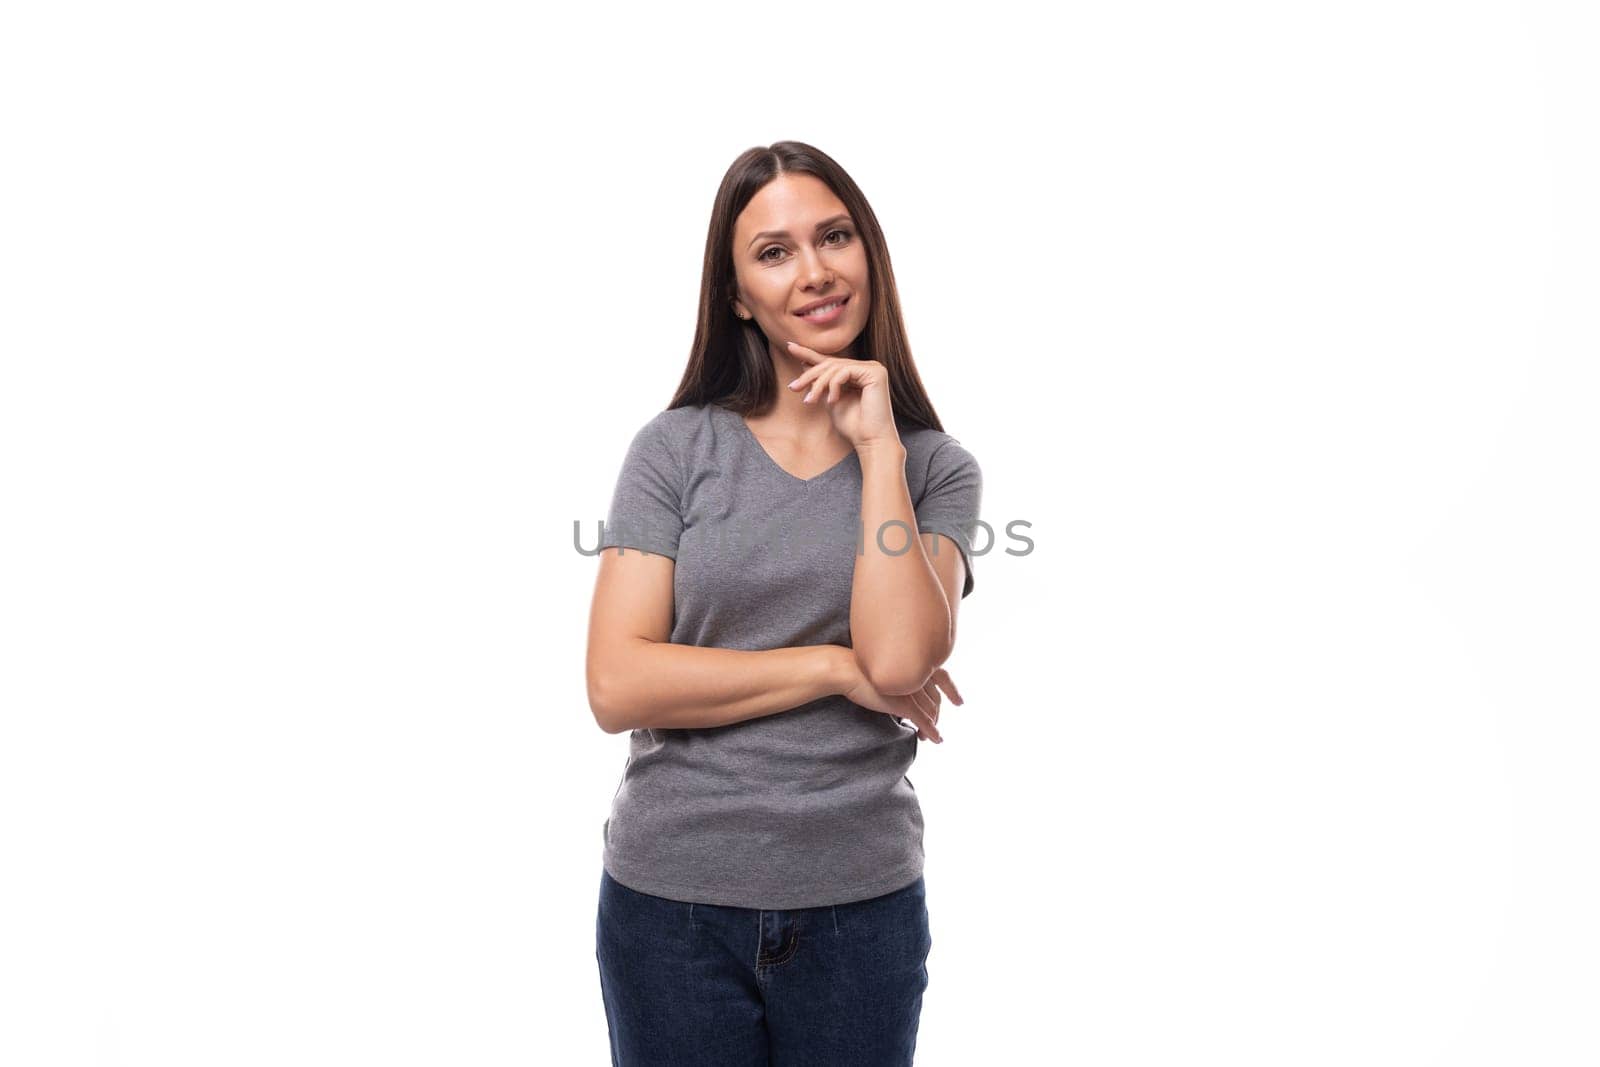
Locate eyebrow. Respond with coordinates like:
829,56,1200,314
746,214,855,250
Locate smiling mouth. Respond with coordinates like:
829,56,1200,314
796,295,849,320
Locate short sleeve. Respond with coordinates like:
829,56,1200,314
598,414,684,559
915,439,983,599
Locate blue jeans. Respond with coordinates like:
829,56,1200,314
595,867,932,1065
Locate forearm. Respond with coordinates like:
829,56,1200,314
849,440,952,694
593,641,852,733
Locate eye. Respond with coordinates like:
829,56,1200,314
757,228,854,264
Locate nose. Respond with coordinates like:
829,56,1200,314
796,248,835,290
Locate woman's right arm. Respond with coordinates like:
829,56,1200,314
585,547,853,733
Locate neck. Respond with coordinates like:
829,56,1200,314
748,348,849,438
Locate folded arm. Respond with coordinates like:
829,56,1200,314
848,441,966,695
586,547,855,733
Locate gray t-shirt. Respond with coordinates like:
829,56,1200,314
596,400,983,909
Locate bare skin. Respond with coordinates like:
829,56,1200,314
726,172,966,732
729,172,872,467
587,172,965,743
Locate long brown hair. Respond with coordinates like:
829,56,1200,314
666,141,946,434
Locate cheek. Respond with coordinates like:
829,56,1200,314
733,265,776,303
850,260,871,301
762,280,799,316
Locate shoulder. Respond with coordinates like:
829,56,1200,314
618,404,724,475
626,403,717,447
633,403,713,436
894,420,981,484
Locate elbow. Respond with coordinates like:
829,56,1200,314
859,639,952,697
588,692,620,734
860,656,937,698
587,674,633,735
588,638,660,734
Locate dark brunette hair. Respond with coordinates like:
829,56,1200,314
666,141,946,434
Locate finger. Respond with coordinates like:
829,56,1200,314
804,366,839,404
834,362,882,403
904,695,941,742
907,689,932,724
893,704,924,739
815,367,845,404
784,339,825,363
788,360,832,393
932,668,963,705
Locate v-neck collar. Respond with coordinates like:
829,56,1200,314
720,405,859,486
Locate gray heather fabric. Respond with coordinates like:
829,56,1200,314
595,401,982,910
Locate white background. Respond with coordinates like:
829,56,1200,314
3,1,1596,1064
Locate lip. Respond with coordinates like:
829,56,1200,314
793,294,850,322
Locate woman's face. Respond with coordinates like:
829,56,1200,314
730,173,871,359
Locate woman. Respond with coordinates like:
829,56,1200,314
587,140,983,1066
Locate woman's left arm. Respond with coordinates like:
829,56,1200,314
852,439,963,694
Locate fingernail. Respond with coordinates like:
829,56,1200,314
785,340,796,347
788,379,800,388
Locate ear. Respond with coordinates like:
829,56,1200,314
731,297,750,320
